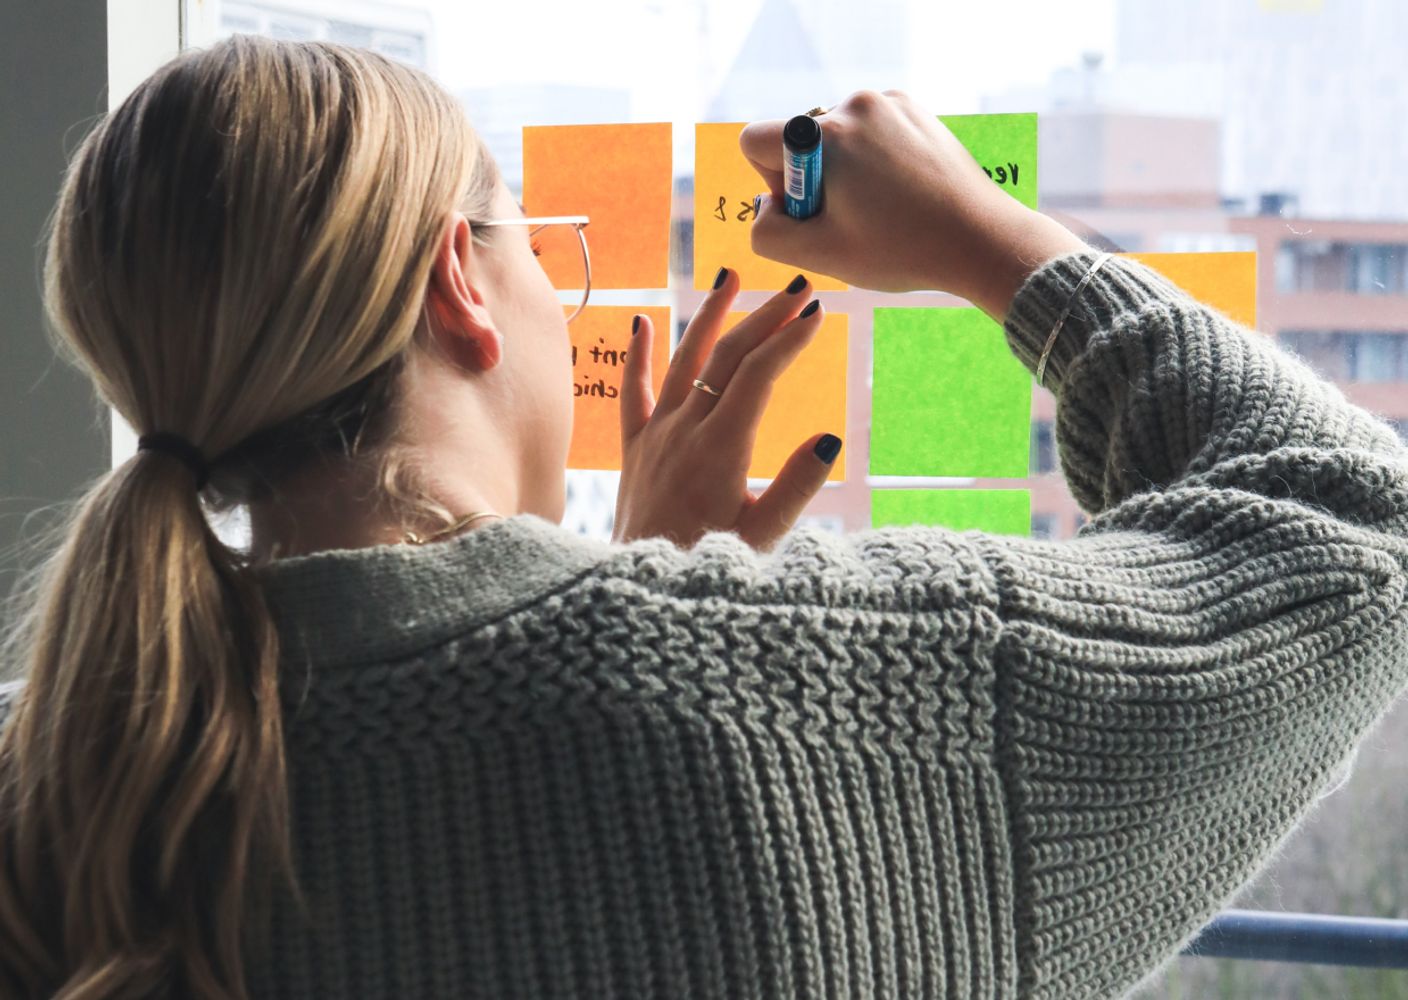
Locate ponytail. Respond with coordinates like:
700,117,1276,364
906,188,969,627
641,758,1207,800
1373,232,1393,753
0,458,288,997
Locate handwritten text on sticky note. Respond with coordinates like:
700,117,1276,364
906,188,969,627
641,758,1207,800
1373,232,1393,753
695,114,1037,290
567,305,670,471
938,113,1038,209
523,123,672,290
695,123,848,292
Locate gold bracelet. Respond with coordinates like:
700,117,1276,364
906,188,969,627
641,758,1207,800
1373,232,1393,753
1036,252,1113,388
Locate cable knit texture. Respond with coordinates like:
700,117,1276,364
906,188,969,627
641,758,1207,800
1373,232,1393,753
68,253,1408,997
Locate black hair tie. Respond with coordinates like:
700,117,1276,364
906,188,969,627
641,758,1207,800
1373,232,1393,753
137,432,210,490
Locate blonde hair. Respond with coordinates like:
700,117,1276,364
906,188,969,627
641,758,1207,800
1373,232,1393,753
0,34,499,998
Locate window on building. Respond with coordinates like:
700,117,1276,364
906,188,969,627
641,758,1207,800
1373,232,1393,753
1348,243,1408,294
670,216,694,282
1279,331,1408,382
1030,419,1056,475
1278,241,1408,294
1277,241,1345,292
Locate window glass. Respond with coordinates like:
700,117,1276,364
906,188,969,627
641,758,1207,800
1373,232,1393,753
179,5,1408,990
1282,330,1408,382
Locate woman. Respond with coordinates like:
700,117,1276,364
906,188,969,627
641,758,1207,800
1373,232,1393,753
1,32,1404,1000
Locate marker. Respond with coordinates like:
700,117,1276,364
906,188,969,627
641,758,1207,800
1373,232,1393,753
783,114,823,220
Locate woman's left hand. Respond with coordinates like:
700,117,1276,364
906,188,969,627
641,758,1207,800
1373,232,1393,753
613,268,842,550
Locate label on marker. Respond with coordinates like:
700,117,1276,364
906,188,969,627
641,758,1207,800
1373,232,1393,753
785,158,808,200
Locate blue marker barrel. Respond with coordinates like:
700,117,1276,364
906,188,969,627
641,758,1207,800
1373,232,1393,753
783,114,823,220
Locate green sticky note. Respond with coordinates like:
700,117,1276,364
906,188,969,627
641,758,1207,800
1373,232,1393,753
939,112,1038,209
871,307,1031,477
872,489,1031,536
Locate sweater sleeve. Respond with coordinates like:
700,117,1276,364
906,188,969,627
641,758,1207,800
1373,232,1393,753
578,252,1407,1000
1005,252,1408,527
979,252,1408,998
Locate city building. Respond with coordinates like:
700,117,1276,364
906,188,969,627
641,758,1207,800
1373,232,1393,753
963,0,1408,540
987,0,1408,221
190,0,433,71
1000,109,1408,540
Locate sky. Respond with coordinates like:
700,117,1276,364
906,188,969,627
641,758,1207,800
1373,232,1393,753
895,1,1117,114
427,0,1118,119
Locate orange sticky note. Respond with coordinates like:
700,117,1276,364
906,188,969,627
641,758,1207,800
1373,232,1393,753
695,123,846,292
725,311,848,481
568,305,670,471
1124,252,1257,329
523,124,672,290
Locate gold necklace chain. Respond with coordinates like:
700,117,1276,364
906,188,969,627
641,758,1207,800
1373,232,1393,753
403,511,504,546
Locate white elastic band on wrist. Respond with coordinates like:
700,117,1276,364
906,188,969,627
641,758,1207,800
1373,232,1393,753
1036,252,1113,388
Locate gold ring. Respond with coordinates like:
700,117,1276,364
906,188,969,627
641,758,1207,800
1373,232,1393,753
806,106,828,117
691,378,722,397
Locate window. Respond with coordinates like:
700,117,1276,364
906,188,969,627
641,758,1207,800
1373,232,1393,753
1280,331,1408,383
1030,512,1058,538
1277,241,1408,294
1348,243,1408,294
57,1,1398,996
216,2,431,70
1030,419,1056,475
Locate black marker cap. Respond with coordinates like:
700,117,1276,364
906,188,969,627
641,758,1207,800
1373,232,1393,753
783,114,822,154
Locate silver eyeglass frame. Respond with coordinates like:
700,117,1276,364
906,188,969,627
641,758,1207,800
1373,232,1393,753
474,215,592,323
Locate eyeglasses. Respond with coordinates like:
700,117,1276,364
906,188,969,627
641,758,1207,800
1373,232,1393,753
474,215,592,323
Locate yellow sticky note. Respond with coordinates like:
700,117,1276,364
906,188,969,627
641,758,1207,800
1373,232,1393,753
523,124,672,290
695,123,847,292
1124,252,1258,329
568,305,670,471
725,311,848,481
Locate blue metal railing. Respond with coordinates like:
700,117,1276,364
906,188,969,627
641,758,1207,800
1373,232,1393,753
1181,909,1408,968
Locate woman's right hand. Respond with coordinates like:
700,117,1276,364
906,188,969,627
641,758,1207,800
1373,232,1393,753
740,90,1087,320
612,269,838,551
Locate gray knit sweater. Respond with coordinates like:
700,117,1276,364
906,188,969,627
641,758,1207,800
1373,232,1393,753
246,252,1408,999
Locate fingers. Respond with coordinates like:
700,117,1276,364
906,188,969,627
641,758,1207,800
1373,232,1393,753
750,194,798,267
706,299,826,440
678,272,812,421
739,118,787,184
741,91,907,176
750,191,841,273
736,433,843,551
619,312,655,443
656,266,739,413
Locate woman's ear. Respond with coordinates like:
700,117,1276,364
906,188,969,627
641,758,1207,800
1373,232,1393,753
425,213,503,370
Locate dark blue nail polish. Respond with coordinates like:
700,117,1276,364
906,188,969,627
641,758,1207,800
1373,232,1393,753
800,298,821,318
753,194,763,217
713,266,728,290
814,434,842,465
632,314,641,335
786,273,807,295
